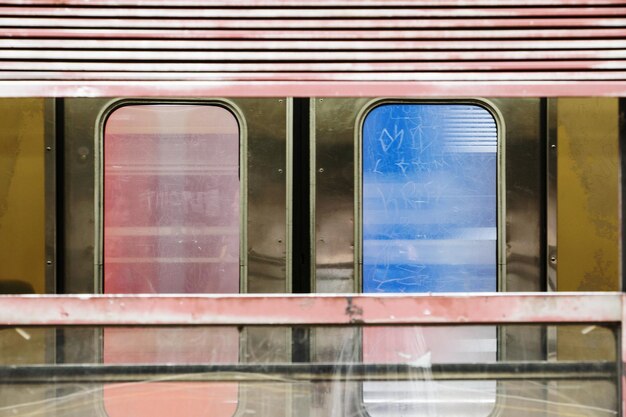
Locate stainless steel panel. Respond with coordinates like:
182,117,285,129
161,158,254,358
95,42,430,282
312,98,370,293
59,98,291,417
235,98,289,293
547,99,558,293
232,99,291,416
309,98,371,417
492,98,545,294
64,98,110,294
62,98,289,294
546,99,558,363
313,97,544,296
61,98,120,399
311,97,545,417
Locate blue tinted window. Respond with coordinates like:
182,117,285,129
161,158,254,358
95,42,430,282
362,104,497,293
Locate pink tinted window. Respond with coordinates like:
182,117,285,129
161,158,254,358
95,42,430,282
103,105,240,417
104,104,240,294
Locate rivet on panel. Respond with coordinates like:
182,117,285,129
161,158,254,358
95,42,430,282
78,146,90,160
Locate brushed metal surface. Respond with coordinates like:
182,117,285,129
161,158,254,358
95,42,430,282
312,97,370,293
59,98,290,417
235,98,289,294
312,98,544,297
311,97,545,417
62,98,289,294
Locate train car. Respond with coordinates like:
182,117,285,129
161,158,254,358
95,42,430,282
0,1,625,417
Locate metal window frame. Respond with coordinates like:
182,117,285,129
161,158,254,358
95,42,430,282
354,98,505,291
95,98,249,292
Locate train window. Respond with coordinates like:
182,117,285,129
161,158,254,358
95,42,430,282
361,103,499,416
102,104,241,417
103,104,240,293
361,103,497,292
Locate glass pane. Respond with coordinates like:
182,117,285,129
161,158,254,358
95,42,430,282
103,104,240,417
0,325,618,417
104,104,240,293
362,103,498,417
362,103,497,292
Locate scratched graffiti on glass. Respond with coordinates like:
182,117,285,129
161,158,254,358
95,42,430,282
363,104,497,293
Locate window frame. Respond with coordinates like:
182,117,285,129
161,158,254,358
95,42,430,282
354,98,506,292
95,98,248,294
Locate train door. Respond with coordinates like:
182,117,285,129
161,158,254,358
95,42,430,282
55,98,291,417
309,98,545,417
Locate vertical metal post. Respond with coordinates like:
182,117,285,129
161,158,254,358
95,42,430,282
617,98,626,416
43,98,56,295
543,98,558,417
617,294,626,417
291,98,311,294
43,97,59,417
546,99,558,363
617,98,626,292
546,98,558,293
43,98,59,366
291,97,311,417
309,99,317,291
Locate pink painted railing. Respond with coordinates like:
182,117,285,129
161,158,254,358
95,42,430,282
0,292,624,414
0,292,621,326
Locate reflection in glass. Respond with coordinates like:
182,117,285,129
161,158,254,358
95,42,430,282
363,104,497,292
104,104,240,294
362,104,498,416
0,325,618,417
103,104,240,417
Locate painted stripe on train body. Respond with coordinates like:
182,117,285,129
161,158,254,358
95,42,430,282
3,0,626,5
1,81,625,97
2,6,626,18
4,28,626,39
